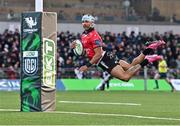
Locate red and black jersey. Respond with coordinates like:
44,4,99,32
81,28,103,60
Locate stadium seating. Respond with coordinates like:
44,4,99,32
1,0,180,23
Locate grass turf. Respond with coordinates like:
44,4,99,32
0,91,180,125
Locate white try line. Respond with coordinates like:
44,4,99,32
59,100,141,106
0,109,180,121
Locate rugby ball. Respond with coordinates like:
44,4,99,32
73,39,84,56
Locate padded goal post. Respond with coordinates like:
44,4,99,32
20,12,57,112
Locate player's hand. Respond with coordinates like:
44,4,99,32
70,41,77,49
79,65,88,72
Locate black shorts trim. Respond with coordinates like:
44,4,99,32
97,51,119,73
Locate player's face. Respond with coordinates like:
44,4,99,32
82,20,92,30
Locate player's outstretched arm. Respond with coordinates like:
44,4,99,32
79,47,103,72
89,47,103,65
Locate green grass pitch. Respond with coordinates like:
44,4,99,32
0,91,180,125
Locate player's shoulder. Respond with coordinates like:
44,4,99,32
91,29,99,34
90,29,100,37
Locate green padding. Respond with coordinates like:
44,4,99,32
61,79,172,91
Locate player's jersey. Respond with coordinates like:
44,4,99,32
158,60,167,73
81,28,103,60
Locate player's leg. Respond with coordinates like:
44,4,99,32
118,60,131,71
105,75,111,89
95,79,105,90
106,79,110,89
154,72,160,89
98,55,145,81
166,78,175,92
119,53,145,71
110,54,155,81
118,40,165,71
96,73,111,90
98,48,160,81
119,54,162,71
110,64,142,82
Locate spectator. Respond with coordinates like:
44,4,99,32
0,29,179,79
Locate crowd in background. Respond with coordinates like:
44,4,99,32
0,29,20,79
0,29,179,79
57,30,180,79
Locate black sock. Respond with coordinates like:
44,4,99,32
140,59,149,67
143,48,153,55
155,80,159,88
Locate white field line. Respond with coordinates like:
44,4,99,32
49,111,180,121
0,108,180,121
59,100,141,106
0,109,19,111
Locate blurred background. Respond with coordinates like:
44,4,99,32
0,0,179,81
1,0,180,23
